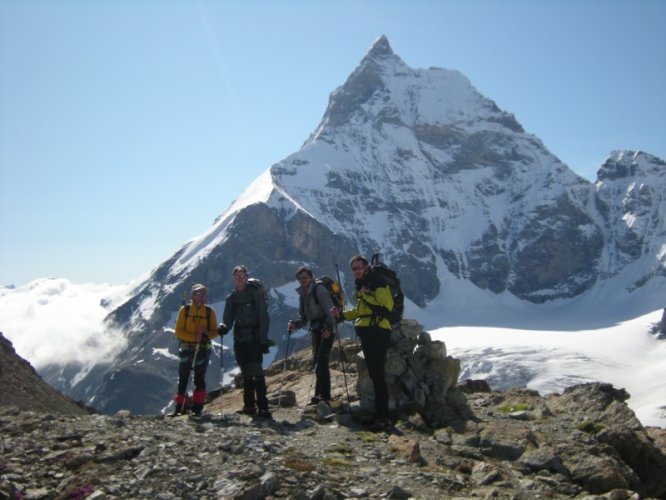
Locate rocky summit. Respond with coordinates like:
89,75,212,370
2,324,666,499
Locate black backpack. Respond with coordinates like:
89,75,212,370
246,277,268,305
369,253,404,326
313,275,345,323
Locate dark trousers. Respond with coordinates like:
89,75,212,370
312,329,334,400
357,326,390,419
177,342,210,410
234,341,268,410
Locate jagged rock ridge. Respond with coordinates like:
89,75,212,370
1,332,89,415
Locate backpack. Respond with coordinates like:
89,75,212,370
369,253,404,326
313,275,345,323
183,304,213,330
246,277,268,305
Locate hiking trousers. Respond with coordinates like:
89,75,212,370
177,342,211,409
234,340,268,410
356,326,390,419
311,327,334,401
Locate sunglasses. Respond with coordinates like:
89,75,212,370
193,291,207,296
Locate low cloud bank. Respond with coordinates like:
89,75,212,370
0,278,129,369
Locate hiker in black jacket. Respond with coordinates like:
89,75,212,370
218,265,272,418
288,266,337,405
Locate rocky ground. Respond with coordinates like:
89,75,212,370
2,333,666,499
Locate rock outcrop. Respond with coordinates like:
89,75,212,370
356,319,465,428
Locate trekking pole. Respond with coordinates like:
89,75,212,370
334,260,353,416
277,329,292,411
219,339,224,413
181,341,201,415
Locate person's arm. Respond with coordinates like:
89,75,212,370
218,295,234,336
341,291,361,322
174,306,187,340
207,308,219,339
289,295,307,332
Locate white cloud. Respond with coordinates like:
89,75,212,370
0,278,129,369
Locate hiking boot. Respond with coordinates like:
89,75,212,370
238,405,257,415
369,418,392,432
171,405,187,417
355,413,375,425
308,396,321,406
257,408,273,419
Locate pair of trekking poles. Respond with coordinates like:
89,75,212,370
276,324,351,414
179,341,202,415
277,259,352,414
179,338,224,415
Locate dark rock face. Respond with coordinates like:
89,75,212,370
509,194,604,302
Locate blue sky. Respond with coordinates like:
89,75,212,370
1,0,664,287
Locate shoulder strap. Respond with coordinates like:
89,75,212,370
184,304,212,330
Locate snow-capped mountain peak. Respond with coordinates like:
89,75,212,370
310,34,520,146
32,36,664,417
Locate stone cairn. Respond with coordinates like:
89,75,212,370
355,319,463,427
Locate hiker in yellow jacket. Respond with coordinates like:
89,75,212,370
173,283,219,416
332,255,394,430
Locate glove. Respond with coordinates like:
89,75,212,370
218,323,229,336
261,343,270,354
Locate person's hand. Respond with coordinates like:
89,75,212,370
321,327,331,339
330,307,339,319
217,323,228,336
287,321,296,333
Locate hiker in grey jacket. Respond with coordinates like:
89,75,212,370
218,265,271,418
288,266,337,405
